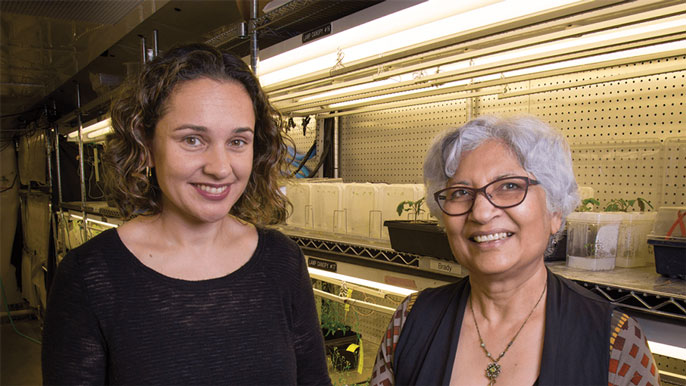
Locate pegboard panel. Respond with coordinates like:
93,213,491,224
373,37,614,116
340,99,468,183
660,137,686,207
472,91,531,117
531,57,685,141
569,138,663,209
338,56,685,206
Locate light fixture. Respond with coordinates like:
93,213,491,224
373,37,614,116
308,267,417,297
69,213,121,228
275,34,684,115
272,12,686,114
258,0,586,87
648,341,686,361
67,117,113,143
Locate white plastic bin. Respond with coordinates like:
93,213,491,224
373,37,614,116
378,184,424,239
285,182,312,228
344,183,380,237
311,183,345,233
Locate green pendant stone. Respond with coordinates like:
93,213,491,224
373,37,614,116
486,362,501,380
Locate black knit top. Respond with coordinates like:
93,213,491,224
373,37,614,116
42,227,331,386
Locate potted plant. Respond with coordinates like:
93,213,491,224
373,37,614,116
383,198,454,261
319,298,361,372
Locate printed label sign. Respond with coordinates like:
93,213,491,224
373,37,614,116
303,24,332,43
308,257,337,272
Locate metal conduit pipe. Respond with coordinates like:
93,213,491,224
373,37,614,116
333,116,339,179
140,36,147,64
153,30,159,58
75,84,87,242
250,0,258,73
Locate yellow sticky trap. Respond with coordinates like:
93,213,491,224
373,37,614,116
345,342,364,374
357,340,364,374
344,288,353,314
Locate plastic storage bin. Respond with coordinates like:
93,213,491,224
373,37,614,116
616,212,656,267
343,183,380,237
566,212,623,271
647,207,685,279
311,183,345,233
285,182,312,228
377,184,424,239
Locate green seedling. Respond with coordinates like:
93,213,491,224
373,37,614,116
396,197,426,222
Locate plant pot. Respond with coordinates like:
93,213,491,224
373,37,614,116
384,220,454,261
322,328,361,371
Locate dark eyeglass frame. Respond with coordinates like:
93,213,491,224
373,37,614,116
433,176,540,216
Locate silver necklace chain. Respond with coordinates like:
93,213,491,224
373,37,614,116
469,281,547,386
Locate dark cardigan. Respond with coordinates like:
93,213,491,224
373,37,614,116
393,268,613,385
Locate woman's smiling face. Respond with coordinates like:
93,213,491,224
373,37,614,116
150,77,255,225
442,139,561,278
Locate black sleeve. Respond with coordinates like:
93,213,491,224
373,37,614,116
42,252,107,385
291,247,332,386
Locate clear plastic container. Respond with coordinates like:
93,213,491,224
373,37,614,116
566,212,623,271
615,212,656,267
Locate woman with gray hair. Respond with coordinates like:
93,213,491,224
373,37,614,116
371,115,658,386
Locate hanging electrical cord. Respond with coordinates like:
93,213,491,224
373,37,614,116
303,129,333,178
290,141,317,177
0,276,41,345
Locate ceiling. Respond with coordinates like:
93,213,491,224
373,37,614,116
0,0,385,140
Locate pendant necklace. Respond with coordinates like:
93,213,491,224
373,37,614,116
469,280,547,386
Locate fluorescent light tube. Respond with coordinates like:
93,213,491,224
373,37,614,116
308,267,417,297
67,117,113,143
258,0,584,86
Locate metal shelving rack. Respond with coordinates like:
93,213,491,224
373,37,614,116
287,232,686,323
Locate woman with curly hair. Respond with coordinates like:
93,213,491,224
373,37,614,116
42,43,331,385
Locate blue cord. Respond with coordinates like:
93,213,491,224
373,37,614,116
0,275,41,344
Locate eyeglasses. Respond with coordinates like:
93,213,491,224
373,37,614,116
434,176,540,216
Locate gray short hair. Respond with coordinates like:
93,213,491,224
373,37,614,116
423,115,579,256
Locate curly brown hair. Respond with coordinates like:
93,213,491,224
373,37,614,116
103,43,291,225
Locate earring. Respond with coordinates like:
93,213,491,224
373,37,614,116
145,167,151,178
